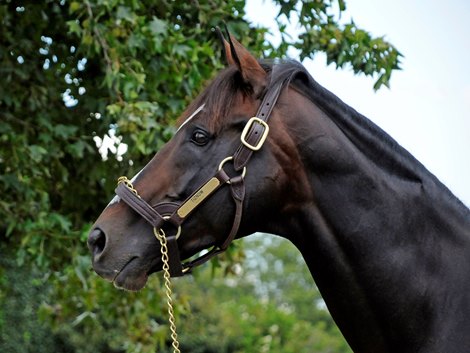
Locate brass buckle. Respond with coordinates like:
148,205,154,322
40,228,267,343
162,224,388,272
240,117,269,151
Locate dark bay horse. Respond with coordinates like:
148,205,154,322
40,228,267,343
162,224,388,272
88,33,470,352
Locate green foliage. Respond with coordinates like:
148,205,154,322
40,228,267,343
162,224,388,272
168,235,352,353
0,254,73,353
0,0,400,352
39,255,187,353
273,0,402,89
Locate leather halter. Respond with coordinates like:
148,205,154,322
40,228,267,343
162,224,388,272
115,73,286,277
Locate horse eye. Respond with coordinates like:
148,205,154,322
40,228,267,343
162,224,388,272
191,129,209,146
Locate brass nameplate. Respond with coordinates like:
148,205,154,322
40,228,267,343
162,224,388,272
177,177,220,218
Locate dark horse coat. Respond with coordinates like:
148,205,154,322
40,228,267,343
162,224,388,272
89,34,470,352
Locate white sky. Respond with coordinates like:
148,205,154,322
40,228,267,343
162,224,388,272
245,0,470,207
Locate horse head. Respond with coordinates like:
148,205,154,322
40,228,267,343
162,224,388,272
88,33,304,291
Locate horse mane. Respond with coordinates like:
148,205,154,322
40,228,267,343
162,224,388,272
269,60,421,176
270,60,469,214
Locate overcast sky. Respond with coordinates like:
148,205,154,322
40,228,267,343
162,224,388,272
245,0,470,207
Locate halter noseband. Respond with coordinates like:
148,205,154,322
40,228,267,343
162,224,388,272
115,76,286,277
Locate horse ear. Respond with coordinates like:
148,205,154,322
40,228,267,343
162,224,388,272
216,26,236,66
216,27,267,97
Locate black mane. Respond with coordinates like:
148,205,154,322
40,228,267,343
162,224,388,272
269,60,469,214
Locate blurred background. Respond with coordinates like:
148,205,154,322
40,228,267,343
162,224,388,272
1,1,468,352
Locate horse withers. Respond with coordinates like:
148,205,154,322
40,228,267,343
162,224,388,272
88,33,470,353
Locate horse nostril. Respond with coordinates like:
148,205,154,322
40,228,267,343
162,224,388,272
88,228,107,256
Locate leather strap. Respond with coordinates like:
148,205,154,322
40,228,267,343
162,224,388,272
115,183,165,229
222,175,244,249
166,236,184,277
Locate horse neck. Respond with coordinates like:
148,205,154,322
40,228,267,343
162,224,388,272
271,87,470,353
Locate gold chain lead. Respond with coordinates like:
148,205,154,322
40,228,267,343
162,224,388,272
154,228,182,353
117,176,181,352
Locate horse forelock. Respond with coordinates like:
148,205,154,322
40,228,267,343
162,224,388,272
176,65,248,133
